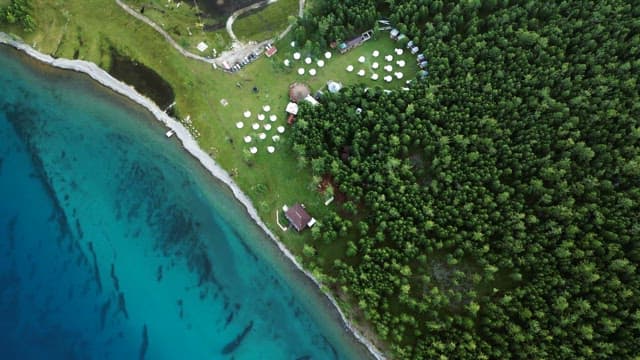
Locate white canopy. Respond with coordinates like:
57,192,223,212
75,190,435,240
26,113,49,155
395,48,404,55
304,57,312,64
384,75,393,82
264,124,272,130
277,126,285,134
252,123,260,130
385,55,393,61
244,136,252,143
357,69,366,76
293,52,301,60
317,60,325,67
290,41,296,47
371,73,379,80
372,50,380,57
263,105,271,112
284,59,290,66
236,122,244,129
372,62,379,69
384,65,393,72
298,68,305,75
196,42,208,52
309,68,317,76
267,146,275,153
269,114,277,122
346,65,354,72
396,60,406,67
324,51,332,59
272,135,281,142
259,133,267,140
358,56,366,63
285,102,299,115
258,114,265,121
243,110,251,118
249,147,258,154
395,72,404,79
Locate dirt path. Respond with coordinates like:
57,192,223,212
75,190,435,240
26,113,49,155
115,0,306,71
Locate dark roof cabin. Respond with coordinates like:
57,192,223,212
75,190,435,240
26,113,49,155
285,204,313,232
339,30,373,54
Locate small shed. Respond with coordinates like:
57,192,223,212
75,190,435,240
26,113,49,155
411,46,420,54
304,95,319,106
285,203,315,232
390,28,400,39
406,40,414,49
265,44,278,57
419,60,429,69
417,54,426,62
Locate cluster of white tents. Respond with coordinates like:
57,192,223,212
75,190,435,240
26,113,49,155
236,105,285,155
345,48,408,83
283,47,332,77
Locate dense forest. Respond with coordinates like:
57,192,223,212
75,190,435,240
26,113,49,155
290,1,640,358
0,0,35,32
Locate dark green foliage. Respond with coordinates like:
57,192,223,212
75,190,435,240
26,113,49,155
0,0,35,32
293,1,640,358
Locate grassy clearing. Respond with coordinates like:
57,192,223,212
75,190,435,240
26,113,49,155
121,0,231,55
6,1,421,350
233,0,298,42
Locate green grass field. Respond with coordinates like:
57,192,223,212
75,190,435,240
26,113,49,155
232,0,298,42
4,1,420,351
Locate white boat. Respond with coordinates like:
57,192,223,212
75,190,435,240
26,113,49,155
166,129,175,138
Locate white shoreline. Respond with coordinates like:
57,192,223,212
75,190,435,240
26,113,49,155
0,32,386,360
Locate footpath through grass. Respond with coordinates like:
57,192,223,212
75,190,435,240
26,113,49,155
6,0,420,350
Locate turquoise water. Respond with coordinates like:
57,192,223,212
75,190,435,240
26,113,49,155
0,46,369,360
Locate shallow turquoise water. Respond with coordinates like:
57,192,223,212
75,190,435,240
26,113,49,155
0,46,369,360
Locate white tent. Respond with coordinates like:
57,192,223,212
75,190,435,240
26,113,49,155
304,57,312,64
263,105,271,112
244,136,252,143
346,65,354,72
395,72,404,79
357,69,366,76
371,73,379,80
384,65,393,72
249,147,258,154
396,60,406,67
293,52,301,60
385,55,393,62
277,126,286,134
327,81,343,93
395,48,404,55
236,122,244,129
259,133,267,140
298,68,305,75
317,60,325,67
284,59,290,66
309,68,317,76
285,102,299,115
267,146,275,153
252,123,260,130
243,110,251,118
384,75,393,82
264,124,272,130
324,51,332,59
358,56,366,63
272,135,281,142
196,42,208,52
269,114,277,122
290,41,296,47
258,114,265,121
372,62,379,69
372,50,380,57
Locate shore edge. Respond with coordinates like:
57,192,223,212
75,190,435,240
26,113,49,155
0,32,386,360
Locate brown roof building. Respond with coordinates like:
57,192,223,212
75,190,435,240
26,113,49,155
285,203,314,232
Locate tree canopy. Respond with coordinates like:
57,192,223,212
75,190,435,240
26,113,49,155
291,1,640,358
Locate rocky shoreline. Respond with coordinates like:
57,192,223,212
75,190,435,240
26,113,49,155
0,32,386,360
